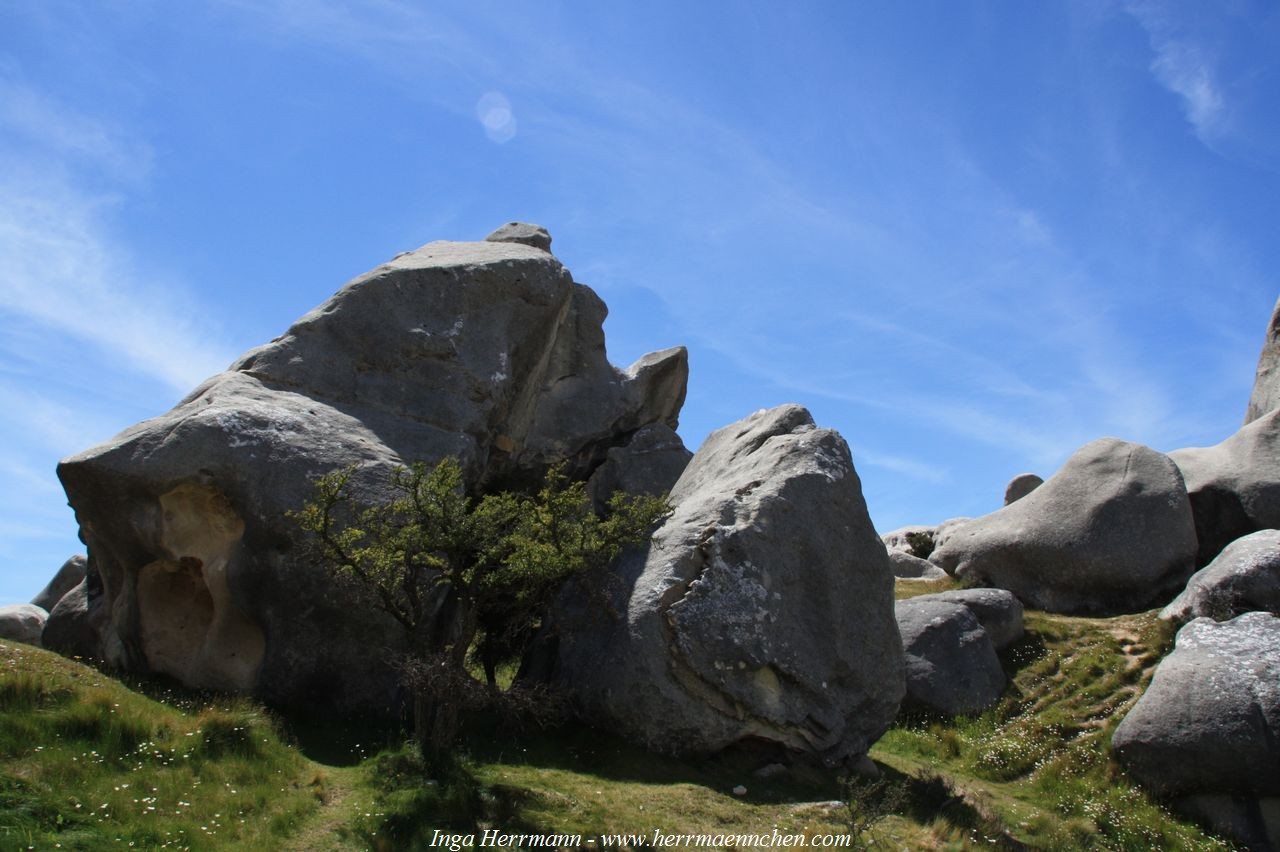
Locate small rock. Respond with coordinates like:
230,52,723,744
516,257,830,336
484,221,553,251
0,603,48,646
1002,472,1043,505
753,763,788,780
732,785,748,797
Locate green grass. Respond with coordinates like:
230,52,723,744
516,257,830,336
0,639,325,850
0,607,1243,850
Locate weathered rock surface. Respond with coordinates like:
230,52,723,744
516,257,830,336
1171,410,1280,567
1113,613,1280,798
895,598,1004,716
1002,473,1043,506
0,603,47,646
55,228,687,713
920,588,1024,651
889,550,949,581
552,405,904,763
1245,295,1280,426
42,577,109,660
585,423,691,510
31,554,87,612
928,518,971,561
929,439,1197,614
881,525,935,559
1161,529,1280,626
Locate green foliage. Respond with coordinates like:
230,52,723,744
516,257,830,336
842,774,907,849
294,457,669,753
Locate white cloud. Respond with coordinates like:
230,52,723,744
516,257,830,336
1125,1,1227,144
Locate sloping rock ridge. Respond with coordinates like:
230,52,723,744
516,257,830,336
55,225,688,713
552,405,904,764
1245,295,1280,425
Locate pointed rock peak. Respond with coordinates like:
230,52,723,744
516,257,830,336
485,221,552,252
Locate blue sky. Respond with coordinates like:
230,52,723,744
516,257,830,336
2,1,1278,603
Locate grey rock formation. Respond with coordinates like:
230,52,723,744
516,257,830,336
1162,529,1280,626
1002,473,1043,506
1245,295,1280,425
42,577,109,660
485,221,552,252
895,598,1004,716
881,525,935,559
55,228,687,714
1113,613,1280,798
585,423,691,510
930,439,1197,614
889,551,949,581
920,588,1024,651
1171,409,1280,567
0,603,47,646
928,517,971,560
31,554,87,612
553,405,904,763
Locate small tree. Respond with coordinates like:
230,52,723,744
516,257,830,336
292,457,667,760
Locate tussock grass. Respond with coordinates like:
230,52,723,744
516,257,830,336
0,640,322,850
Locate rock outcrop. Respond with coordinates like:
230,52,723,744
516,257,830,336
1113,613,1280,803
552,405,904,764
1245,296,1280,425
31,554,87,612
1002,473,1042,506
881,525,935,559
1161,529,1280,626
0,603,47,646
1171,410,1280,567
895,597,1004,716
42,577,109,660
929,439,1197,614
585,423,691,510
55,226,687,713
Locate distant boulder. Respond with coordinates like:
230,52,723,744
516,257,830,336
889,550,948,581
895,598,1004,716
42,577,108,660
1161,529,1280,626
0,604,47,646
553,405,904,764
1171,409,1280,567
1244,295,1280,425
31,554,87,612
930,439,1197,614
1002,473,1042,506
1113,613,1280,798
55,227,687,714
485,221,552,252
881,525,936,559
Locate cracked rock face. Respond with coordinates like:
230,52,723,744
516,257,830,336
56,227,687,713
552,405,904,763
929,438,1197,614
1112,612,1280,798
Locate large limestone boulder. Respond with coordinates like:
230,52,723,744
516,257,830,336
1171,409,1280,567
0,604,47,646
55,227,687,714
895,598,1004,716
1113,613,1280,798
31,554,87,612
1245,295,1280,425
1162,529,1280,626
929,439,1197,614
552,405,904,764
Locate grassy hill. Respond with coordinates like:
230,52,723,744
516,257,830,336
0,597,1239,850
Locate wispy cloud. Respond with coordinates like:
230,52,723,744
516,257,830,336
0,82,235,395
1125,1,1227,144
